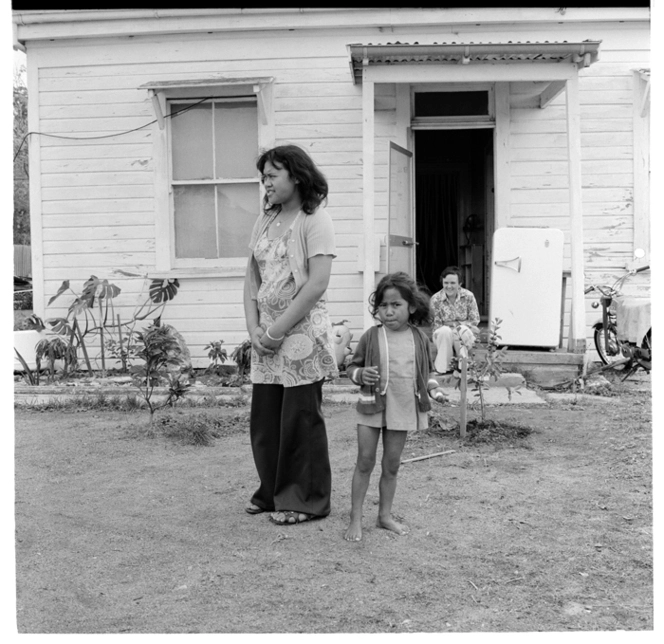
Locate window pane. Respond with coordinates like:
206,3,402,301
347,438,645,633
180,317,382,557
415,92,488,117
171,103,213,180
216,183,259,258
174,185,216,258
214,101,258,179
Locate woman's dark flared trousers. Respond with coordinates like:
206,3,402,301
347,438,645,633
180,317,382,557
249,379,331,517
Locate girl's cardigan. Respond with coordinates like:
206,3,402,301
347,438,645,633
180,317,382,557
346,324,436,415
247,207,336,300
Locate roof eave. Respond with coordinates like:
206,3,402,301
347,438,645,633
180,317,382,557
347,41,602,84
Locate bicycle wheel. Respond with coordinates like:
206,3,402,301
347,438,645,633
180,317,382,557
639,329,652,371
594,324,623,366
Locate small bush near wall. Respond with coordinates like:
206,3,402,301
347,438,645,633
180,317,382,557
14,289,33,311
14,282,34,331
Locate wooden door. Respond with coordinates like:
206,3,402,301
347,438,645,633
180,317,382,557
387,142,415,275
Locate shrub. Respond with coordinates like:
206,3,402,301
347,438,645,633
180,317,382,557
130,321,192,424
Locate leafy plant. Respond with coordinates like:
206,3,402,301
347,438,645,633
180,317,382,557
204,340,228,370
14,348,36,385
23,314,45,332
14,285,33,312
14,64,30,246
35,336,77,384
43,274,180,377
46,276,119,376
130,321,192,424
453,318,520,424
105,330,140,372
231,338,252,379
156,411,223,446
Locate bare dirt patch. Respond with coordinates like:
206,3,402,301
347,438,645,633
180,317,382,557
14,378,652,633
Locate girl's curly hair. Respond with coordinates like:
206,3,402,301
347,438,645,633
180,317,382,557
369,272,432,326
257,145,328,215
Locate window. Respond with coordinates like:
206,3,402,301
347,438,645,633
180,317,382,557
414,91,489,117
144,78,274,275
170,98,259,263
410,85,494,130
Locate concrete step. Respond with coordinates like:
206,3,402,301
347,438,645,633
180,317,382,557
430,371,525,388
330,372,525,389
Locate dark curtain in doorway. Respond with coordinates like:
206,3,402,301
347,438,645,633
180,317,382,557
415,170,459,295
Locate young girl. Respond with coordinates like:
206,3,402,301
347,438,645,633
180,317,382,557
344,272,446,542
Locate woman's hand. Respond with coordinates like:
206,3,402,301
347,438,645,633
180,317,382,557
251,327,274,357
259,327,284,352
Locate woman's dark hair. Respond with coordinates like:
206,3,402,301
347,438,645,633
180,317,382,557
440,265,463,284
256,145,328,215
369,272,432,326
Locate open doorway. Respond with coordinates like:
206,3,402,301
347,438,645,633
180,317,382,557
414,129,494,318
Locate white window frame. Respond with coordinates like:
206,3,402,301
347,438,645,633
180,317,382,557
410,83,495,130
144,77,275,277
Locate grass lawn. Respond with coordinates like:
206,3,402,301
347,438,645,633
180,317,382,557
13,376,653,633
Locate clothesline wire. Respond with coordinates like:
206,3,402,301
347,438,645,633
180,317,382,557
13,95,215,163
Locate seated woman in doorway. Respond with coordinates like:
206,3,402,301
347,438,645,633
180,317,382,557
430,266,481,374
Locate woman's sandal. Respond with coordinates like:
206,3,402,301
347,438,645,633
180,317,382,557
269,511,313,525
245,503,266,515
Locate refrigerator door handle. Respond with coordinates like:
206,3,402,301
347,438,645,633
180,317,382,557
494,257,522,272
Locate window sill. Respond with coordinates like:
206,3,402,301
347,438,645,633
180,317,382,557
150,265,247,280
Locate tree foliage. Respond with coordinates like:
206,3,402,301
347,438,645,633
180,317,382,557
14,65,30,246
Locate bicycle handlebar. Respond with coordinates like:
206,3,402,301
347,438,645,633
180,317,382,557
585,265,649,297
584,284,614,295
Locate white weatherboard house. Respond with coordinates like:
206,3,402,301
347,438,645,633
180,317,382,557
13,7,651,371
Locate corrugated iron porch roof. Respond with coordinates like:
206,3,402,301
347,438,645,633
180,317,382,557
347,41,601,84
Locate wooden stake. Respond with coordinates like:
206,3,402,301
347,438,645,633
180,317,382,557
74,318,93,374
401,450,456,464
459,348,468,438
116,314,126,372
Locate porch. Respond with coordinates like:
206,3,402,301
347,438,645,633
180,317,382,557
430,324,586,388
422,266,584,388
467,346,585,388
351,41,602,355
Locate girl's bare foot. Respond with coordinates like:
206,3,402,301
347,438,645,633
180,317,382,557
344,517,363,541
377,515,409,535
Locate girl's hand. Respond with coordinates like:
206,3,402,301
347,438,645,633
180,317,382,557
251,327,274,356
259,327,284,352
361,366,380,387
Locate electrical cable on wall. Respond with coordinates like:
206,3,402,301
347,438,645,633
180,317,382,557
13,95,215,163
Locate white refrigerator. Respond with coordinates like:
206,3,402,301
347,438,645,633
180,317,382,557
489,227,564,348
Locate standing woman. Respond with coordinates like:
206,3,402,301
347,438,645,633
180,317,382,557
243,145,338,526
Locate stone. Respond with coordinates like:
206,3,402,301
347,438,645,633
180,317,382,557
584,374,612,390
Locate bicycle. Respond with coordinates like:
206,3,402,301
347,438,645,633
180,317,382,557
584,265,651,380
